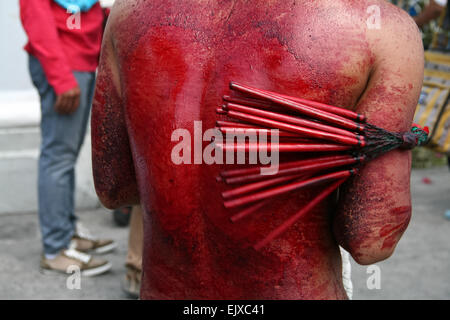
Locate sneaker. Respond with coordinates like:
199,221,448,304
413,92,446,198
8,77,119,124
40,248,112,277
121,265,141,299
73,223,117,254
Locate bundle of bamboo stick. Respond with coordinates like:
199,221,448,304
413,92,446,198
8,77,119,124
215,82,429,250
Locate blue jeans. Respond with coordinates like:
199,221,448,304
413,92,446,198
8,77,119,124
28,55,95,255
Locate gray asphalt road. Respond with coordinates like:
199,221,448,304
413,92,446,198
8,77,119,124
0,167,449,300
0,208,130,299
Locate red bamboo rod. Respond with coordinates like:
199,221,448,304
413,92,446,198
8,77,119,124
216,142,353,153
220,136,312,145
277,137,321,143
216,121,261,129
215,141,353,153
218,127,301,138
224,110,306,139
230,200,270,223
216,107,228,115
224,156,363,185
223,92,365,124
225,110,365,146
225,102,359,139
223,169,357,208
229,82,364,133
219,137,312,145
218,131,313,144
220,154,351,178
253,177,348,250
222,173,306,199
223,95,274,110
265,91,366,123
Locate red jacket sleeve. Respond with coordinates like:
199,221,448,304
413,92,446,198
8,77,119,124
20,0,78,95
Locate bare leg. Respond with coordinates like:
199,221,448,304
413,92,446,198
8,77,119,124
123,205,143,298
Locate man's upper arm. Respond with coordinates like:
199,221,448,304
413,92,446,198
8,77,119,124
333,8,424,265
91,20,139,209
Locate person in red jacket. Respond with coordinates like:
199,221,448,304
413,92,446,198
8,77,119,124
20,0,115,276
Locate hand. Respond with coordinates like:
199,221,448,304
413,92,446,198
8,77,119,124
54,86,81,114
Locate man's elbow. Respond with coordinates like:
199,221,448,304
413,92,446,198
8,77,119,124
335,232,397,265
93,169,140,210
344,228,408,265
335,206,411,266
348,246,395,266
97,192,123,210
96,188,140,210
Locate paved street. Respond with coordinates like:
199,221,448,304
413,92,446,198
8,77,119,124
0,208,130,300
0,166,449,299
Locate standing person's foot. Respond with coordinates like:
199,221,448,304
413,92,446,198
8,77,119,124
40,248,112,277
72,222,117,254
121,265,141,299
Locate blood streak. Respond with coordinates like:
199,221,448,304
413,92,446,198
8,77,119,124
380,206,412,250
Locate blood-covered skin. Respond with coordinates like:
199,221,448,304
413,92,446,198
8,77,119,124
92,0,423,299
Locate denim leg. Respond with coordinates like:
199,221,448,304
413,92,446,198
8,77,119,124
28,55,95,255
68,71,96,230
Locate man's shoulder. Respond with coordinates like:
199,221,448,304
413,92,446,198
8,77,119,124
106,0,138,25
365,0,419,38
362,0,422,57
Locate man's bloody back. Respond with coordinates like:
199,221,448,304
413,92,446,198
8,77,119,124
92,0,424,299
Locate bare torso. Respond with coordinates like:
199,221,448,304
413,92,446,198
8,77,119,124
92,0,424,299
